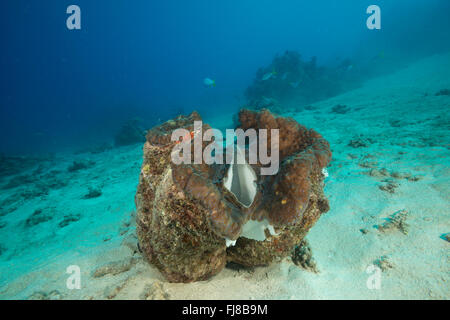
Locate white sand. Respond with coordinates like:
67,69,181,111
0,52,449,300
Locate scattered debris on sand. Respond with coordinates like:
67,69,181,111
375,209,409,235
82,186,102,199
368,168,389,178
59,213,81,228
140,281,170,300
28,290,64,300
374,255,394,272
25,208,53,227
104,280,128,299
378,180,400,194
332,104,351,114
348,136,370,148
360,228,369,235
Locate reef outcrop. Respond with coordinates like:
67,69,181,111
245,50,360,112
135,109,331,282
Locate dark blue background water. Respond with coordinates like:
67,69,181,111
1,0,449,154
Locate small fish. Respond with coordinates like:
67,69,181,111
261,70,277,81
203,78,216,87
281,72,289,80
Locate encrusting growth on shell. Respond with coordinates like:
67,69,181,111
136,109,332,282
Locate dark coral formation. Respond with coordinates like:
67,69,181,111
136,109,331,282
291,239,318,273
435,89,450,96
82,186,102,199
331,104,351,114
58,213,81,228
245,50,360,111
375,209,409,235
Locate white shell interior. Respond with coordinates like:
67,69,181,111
223,145,277,246
223,145,257,208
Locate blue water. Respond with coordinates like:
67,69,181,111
1,0,449,154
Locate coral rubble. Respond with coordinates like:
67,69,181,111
136,109,331,282
376,209,409,235
28,290,64,300
374,255,394,272
25,208,53,227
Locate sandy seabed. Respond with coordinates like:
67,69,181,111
0,53,449,300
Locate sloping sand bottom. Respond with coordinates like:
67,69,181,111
0,53,449,300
